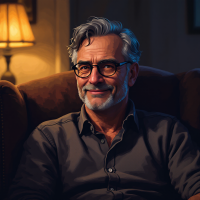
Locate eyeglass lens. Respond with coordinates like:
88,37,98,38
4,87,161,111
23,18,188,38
75,62,116,77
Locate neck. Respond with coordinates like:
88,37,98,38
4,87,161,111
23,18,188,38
85,97,128,134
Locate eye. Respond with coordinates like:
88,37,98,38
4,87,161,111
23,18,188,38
104,65,112,68
80,66,89,70
101,63,115,69
78,64,90,70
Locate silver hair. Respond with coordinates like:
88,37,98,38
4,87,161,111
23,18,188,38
68,17,141,66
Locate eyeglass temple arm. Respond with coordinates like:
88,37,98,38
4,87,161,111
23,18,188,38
118,61,133,66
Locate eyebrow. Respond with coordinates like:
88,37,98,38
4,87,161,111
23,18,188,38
77,58,119,64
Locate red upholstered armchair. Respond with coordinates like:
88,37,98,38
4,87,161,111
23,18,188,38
0,66,200,199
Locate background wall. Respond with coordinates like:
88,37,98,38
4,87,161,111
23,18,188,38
0,0,200,84
70,0,200,74
151,0,200,73
70,0,152,69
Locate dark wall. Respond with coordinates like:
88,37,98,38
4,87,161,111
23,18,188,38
70,0,151,67
70,0,200,74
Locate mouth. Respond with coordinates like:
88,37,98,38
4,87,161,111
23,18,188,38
87,89,110,95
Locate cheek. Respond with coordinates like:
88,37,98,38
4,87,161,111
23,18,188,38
111,78,125,94
106,80,117,94
77,78,83,87
77,78,87,91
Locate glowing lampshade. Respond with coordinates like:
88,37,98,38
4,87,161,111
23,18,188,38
0,3,35,48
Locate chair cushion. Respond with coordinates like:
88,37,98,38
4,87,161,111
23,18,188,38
130,66,180,117
17,66,181,133
17,70,83,133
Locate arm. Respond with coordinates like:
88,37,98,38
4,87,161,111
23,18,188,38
188,193,200,200
8,127,60,200
168,119,200,200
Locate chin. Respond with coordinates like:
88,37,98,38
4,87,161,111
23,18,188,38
84,94,115,111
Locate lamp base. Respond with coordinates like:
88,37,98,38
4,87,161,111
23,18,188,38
1,70,16,85
1,54,16,85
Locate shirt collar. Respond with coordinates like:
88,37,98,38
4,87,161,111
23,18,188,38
78,99,139,135
123,99,139,131
78,104,93,135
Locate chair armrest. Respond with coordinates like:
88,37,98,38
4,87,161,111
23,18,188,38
0,80,28,199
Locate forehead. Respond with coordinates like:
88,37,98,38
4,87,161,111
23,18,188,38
77,34,124,62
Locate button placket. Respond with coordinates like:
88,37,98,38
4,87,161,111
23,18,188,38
104,132,125,194
90,125,94,133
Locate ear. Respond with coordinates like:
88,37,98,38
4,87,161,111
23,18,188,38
128,62,139,87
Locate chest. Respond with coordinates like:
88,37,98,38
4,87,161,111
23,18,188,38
59,129,167,184
104,132,118,147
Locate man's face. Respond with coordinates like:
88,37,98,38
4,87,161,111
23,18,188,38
76,34,136,111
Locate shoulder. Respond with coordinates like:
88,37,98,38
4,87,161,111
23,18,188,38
135,109,190,140
30,112,81,144
24,112,81,149
35,112,80,137
136,109,176,119
136,109,177,125
135,109,184,137
37,111,81,130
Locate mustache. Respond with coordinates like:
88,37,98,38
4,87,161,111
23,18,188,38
82,84,114,91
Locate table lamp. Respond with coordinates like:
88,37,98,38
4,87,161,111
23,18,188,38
0,3,35,84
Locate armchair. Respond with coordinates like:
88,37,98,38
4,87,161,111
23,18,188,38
0,66,200,199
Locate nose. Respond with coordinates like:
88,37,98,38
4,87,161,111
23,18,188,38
88,66,104,85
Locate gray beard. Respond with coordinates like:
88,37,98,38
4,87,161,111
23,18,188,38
84,92,114,111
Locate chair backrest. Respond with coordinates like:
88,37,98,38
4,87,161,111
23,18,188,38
0,66,200,199
17,66,181,133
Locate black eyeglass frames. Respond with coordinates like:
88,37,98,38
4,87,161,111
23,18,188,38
72,60,133,78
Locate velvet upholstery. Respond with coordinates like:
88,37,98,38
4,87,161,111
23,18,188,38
0,66,200,199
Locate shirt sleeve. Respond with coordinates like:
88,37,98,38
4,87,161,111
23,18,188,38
8,127,60,200
168,119,200,200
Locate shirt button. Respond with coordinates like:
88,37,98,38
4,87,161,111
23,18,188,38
110,187,115,191
90,126,94,132
108,168,113,173
100,139,105,144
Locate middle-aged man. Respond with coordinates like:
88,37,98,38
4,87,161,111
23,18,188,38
9,17,200,200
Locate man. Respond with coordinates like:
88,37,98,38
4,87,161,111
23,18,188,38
9,17,200,200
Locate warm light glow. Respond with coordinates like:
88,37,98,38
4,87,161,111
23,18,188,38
0,3,35,48
18,5,35,41
0,4,7,42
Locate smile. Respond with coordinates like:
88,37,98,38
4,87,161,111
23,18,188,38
87,90,109,95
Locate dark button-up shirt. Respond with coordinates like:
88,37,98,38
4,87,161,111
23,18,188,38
9,100,200,200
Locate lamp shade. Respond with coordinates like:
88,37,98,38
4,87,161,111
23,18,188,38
0,3,35,48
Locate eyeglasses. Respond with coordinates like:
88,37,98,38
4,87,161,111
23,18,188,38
72,60,133,78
